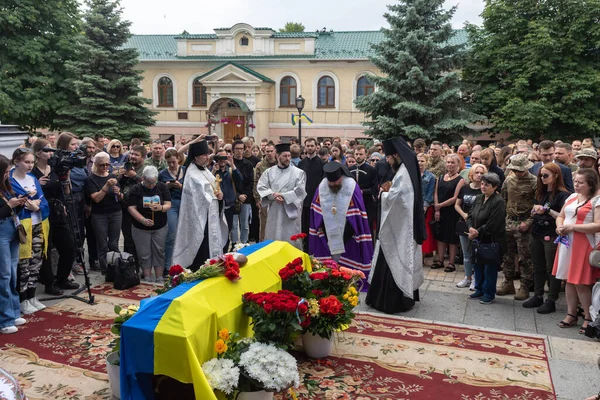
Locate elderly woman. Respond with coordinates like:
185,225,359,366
455,163,488,290
554,168,600,332
467,173,507,304
417,153,437,255
85,152,123,274
128,166,171,283
107,139,128,171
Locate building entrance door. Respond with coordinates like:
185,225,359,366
223,116,245,144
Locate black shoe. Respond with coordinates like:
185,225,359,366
537,299,556,314
454,255,463,265
522,295,544,308
59,280,80,290
45,284,64,296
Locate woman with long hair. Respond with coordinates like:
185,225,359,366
480,148,505,188
10,148,50,315
523,163,570,314
0,155,27,333
107,139,128,171
554,168,600,332
455,163,488,290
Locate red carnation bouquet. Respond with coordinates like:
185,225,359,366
242,290,309,349
157,255,241,294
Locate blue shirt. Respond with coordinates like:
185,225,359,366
70,167,88,193
158,167,185,201
421,170,435,207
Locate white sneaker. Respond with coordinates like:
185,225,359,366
0,326,18,334
469,280,476,291
29,298,46,311
20,300,38,315
14,318,26,326
72,263,85,275
456,277,472,288
67,272,76,282
155,277,165,285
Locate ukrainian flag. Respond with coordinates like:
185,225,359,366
291,113,313,126
119,241,309,400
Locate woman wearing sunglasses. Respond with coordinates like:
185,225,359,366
107,139,128,172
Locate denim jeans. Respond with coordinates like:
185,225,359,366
231,203,251,243
92,211,122,270
0,218,21,328
459,235,474,278
473,263,499,301
164,198,180,269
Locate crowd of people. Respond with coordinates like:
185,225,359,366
1,131,599,340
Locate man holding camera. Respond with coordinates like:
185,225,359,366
119,145,147,259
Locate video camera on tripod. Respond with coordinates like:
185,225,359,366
46,148,87,179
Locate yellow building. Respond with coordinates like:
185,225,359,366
125,23,467,143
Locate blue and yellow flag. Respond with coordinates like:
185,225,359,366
291,113,313,126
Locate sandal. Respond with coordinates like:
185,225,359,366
580,318,593,334
444,264,456,273
431,260,444,269
558,313,578,328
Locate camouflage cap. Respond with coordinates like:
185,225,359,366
574,147,598,160
506,153,534,172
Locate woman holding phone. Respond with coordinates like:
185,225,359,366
158,149,185,271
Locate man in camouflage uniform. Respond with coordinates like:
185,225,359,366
427,141,446,178
497,153,537,300
253,143,277,242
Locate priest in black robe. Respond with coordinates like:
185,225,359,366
348,145,379,234
298,137,324,252
366,136,427,313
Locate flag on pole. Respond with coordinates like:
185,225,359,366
291,113,313,126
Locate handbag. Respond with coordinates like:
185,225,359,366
588,196,600,269
472,231,502,265
0,194,27,244
114,253,140,290
455,219,468,236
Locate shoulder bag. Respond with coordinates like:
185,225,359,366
472,230,502,266
0,193,27,244
587,196,600,269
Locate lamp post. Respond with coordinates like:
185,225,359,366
295,95,305,144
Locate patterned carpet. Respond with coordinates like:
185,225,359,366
0,285,557,400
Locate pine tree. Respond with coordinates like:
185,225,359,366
355,0,473,142
462,0,600,140
55,0,155,141
0,1,81,130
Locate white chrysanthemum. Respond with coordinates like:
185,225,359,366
233,243,250,252
239,343,300,391
202,358,240,394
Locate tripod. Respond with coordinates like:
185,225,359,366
40,175,95,304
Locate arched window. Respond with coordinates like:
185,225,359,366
317,76,335,108
240,36,249,46
192,78,207,107
158,77,174,107
357,76,374,98
279,76,297,107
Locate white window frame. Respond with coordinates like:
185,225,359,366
275,72,302,110
153,73,177,109
313,71,340,110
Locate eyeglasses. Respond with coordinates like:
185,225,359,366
540,173,551,179
226,150,232,153
370,158,378,162
112,145,121,149
96,163,110,167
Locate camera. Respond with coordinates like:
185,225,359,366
214,155,228,162
48,149,87,178
124,161,134,171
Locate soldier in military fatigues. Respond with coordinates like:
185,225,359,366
428,142,447,178
497,153,537,300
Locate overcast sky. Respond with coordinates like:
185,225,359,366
117,0,484,34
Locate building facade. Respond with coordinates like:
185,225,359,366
125,23,467,143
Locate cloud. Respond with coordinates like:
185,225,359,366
118,0,484,34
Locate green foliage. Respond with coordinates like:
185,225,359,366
110,304,139,364
55,0,155,141
355,0,475,142
462,0,600,140
279,22,305,33
0,0,81,131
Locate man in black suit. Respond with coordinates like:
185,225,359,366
298,137,324,252
348,145,378,233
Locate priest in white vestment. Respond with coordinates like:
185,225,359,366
366,136,427,313
172,140,228,270
257,143,307,249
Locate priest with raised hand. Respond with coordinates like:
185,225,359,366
172,140,228,271
366,136,427,313
257,143,307,249
309,162,373,284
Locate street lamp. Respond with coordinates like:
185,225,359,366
295,95,305,144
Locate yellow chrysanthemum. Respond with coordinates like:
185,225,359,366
218,328,230,341
343,293,349,300
215,339,228,354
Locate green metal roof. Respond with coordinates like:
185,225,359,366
196,62,275,83
125,29,468,62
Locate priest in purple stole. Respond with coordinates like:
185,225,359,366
309,162,373,289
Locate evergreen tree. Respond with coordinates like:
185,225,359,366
0,1,81,130
462,0,600,140
355,0,473,142
55,0,155,141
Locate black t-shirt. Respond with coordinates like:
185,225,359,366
127,182,171,230
458,184,482,215
85,174,122,215
531,190,571,237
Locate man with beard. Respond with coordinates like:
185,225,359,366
257,143,306,249
119,145,148,259
366,137,426,313
298,137,324,251
253,143,277,242
309,162,373,285
348,145,378,233
173,141,228,270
